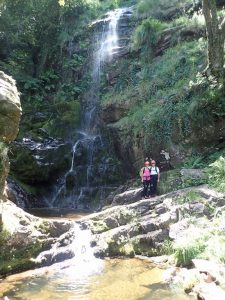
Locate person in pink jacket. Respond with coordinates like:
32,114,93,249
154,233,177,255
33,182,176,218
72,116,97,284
140,160,151,199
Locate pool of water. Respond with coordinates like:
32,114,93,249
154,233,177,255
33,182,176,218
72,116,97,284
26,208,90,221
1,258,192,300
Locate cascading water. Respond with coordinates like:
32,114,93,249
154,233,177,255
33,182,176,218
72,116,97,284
47,8,131,209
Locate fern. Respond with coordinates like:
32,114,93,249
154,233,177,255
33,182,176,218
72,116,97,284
208,157,225,192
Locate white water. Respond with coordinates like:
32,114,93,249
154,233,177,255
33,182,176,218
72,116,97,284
62,224,103,284
92,9,123,82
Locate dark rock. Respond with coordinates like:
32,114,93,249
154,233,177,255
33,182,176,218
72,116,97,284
10,138,71,184
112,188,142,205
6,178,38,209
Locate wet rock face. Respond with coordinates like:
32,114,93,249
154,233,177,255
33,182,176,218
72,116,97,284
0,71,22,142
10,138,71,184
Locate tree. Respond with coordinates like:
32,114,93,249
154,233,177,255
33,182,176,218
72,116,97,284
202,0,225,78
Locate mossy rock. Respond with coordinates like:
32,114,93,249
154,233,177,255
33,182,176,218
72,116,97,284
106,238,135,257
91,220,110,234
132,238,160,257
9,140,71,184
0,229,43,276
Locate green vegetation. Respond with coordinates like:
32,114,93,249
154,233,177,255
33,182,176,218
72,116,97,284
0,142,8,173
136,0,191,19
132,18,166,61
100,0,225,184
207,156,225,192
174,239,206,267
0,229,43,275
171,213,225,266
175,190,204,205
102,39,209,154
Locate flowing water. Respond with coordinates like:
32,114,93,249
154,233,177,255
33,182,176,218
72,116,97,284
46,8,130,209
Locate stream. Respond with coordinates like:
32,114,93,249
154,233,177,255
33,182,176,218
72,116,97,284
0,211,194,300
1,258,192,300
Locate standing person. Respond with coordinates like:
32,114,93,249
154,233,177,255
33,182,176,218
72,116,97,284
139,160,151,199
149,160,160,197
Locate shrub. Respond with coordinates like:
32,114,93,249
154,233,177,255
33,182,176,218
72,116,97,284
207,156,225,192
132,18,165,60
136,0,190,19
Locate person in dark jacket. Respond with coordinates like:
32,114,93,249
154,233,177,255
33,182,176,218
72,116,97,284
149,160,160,197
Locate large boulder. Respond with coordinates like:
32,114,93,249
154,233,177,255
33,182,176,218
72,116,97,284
0,71,21,142
0,200,73,276
0,71,21,197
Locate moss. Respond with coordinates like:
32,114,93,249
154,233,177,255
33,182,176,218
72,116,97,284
106,238,135,257
119,243,135,257
116,207,138,225
132,238,159,257
37,220,50,235
106,238,121,256
0,229,44,276
91,220,110,234
9,175,39,196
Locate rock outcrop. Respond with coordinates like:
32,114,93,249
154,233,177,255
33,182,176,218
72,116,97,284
10,137,71,184
78,185,225,259
0,72,74,277
0,71,21,143
0,200,73,276
0,71,22,197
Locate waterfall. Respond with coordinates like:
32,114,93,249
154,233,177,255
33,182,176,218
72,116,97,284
48,8,132,209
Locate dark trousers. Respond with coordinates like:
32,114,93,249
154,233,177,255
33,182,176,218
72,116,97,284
142,180,150,197
150,175,158,196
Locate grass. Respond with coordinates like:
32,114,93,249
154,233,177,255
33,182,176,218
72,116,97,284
174,240,206,267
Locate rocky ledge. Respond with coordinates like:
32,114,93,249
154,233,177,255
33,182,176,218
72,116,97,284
0,200,73,276
76,184,225,300
78,185,224,258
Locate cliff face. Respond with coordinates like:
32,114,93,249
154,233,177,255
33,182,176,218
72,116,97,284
0,71,22,197
99,6,225,174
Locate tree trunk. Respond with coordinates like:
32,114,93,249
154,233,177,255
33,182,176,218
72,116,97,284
202,0,225,78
